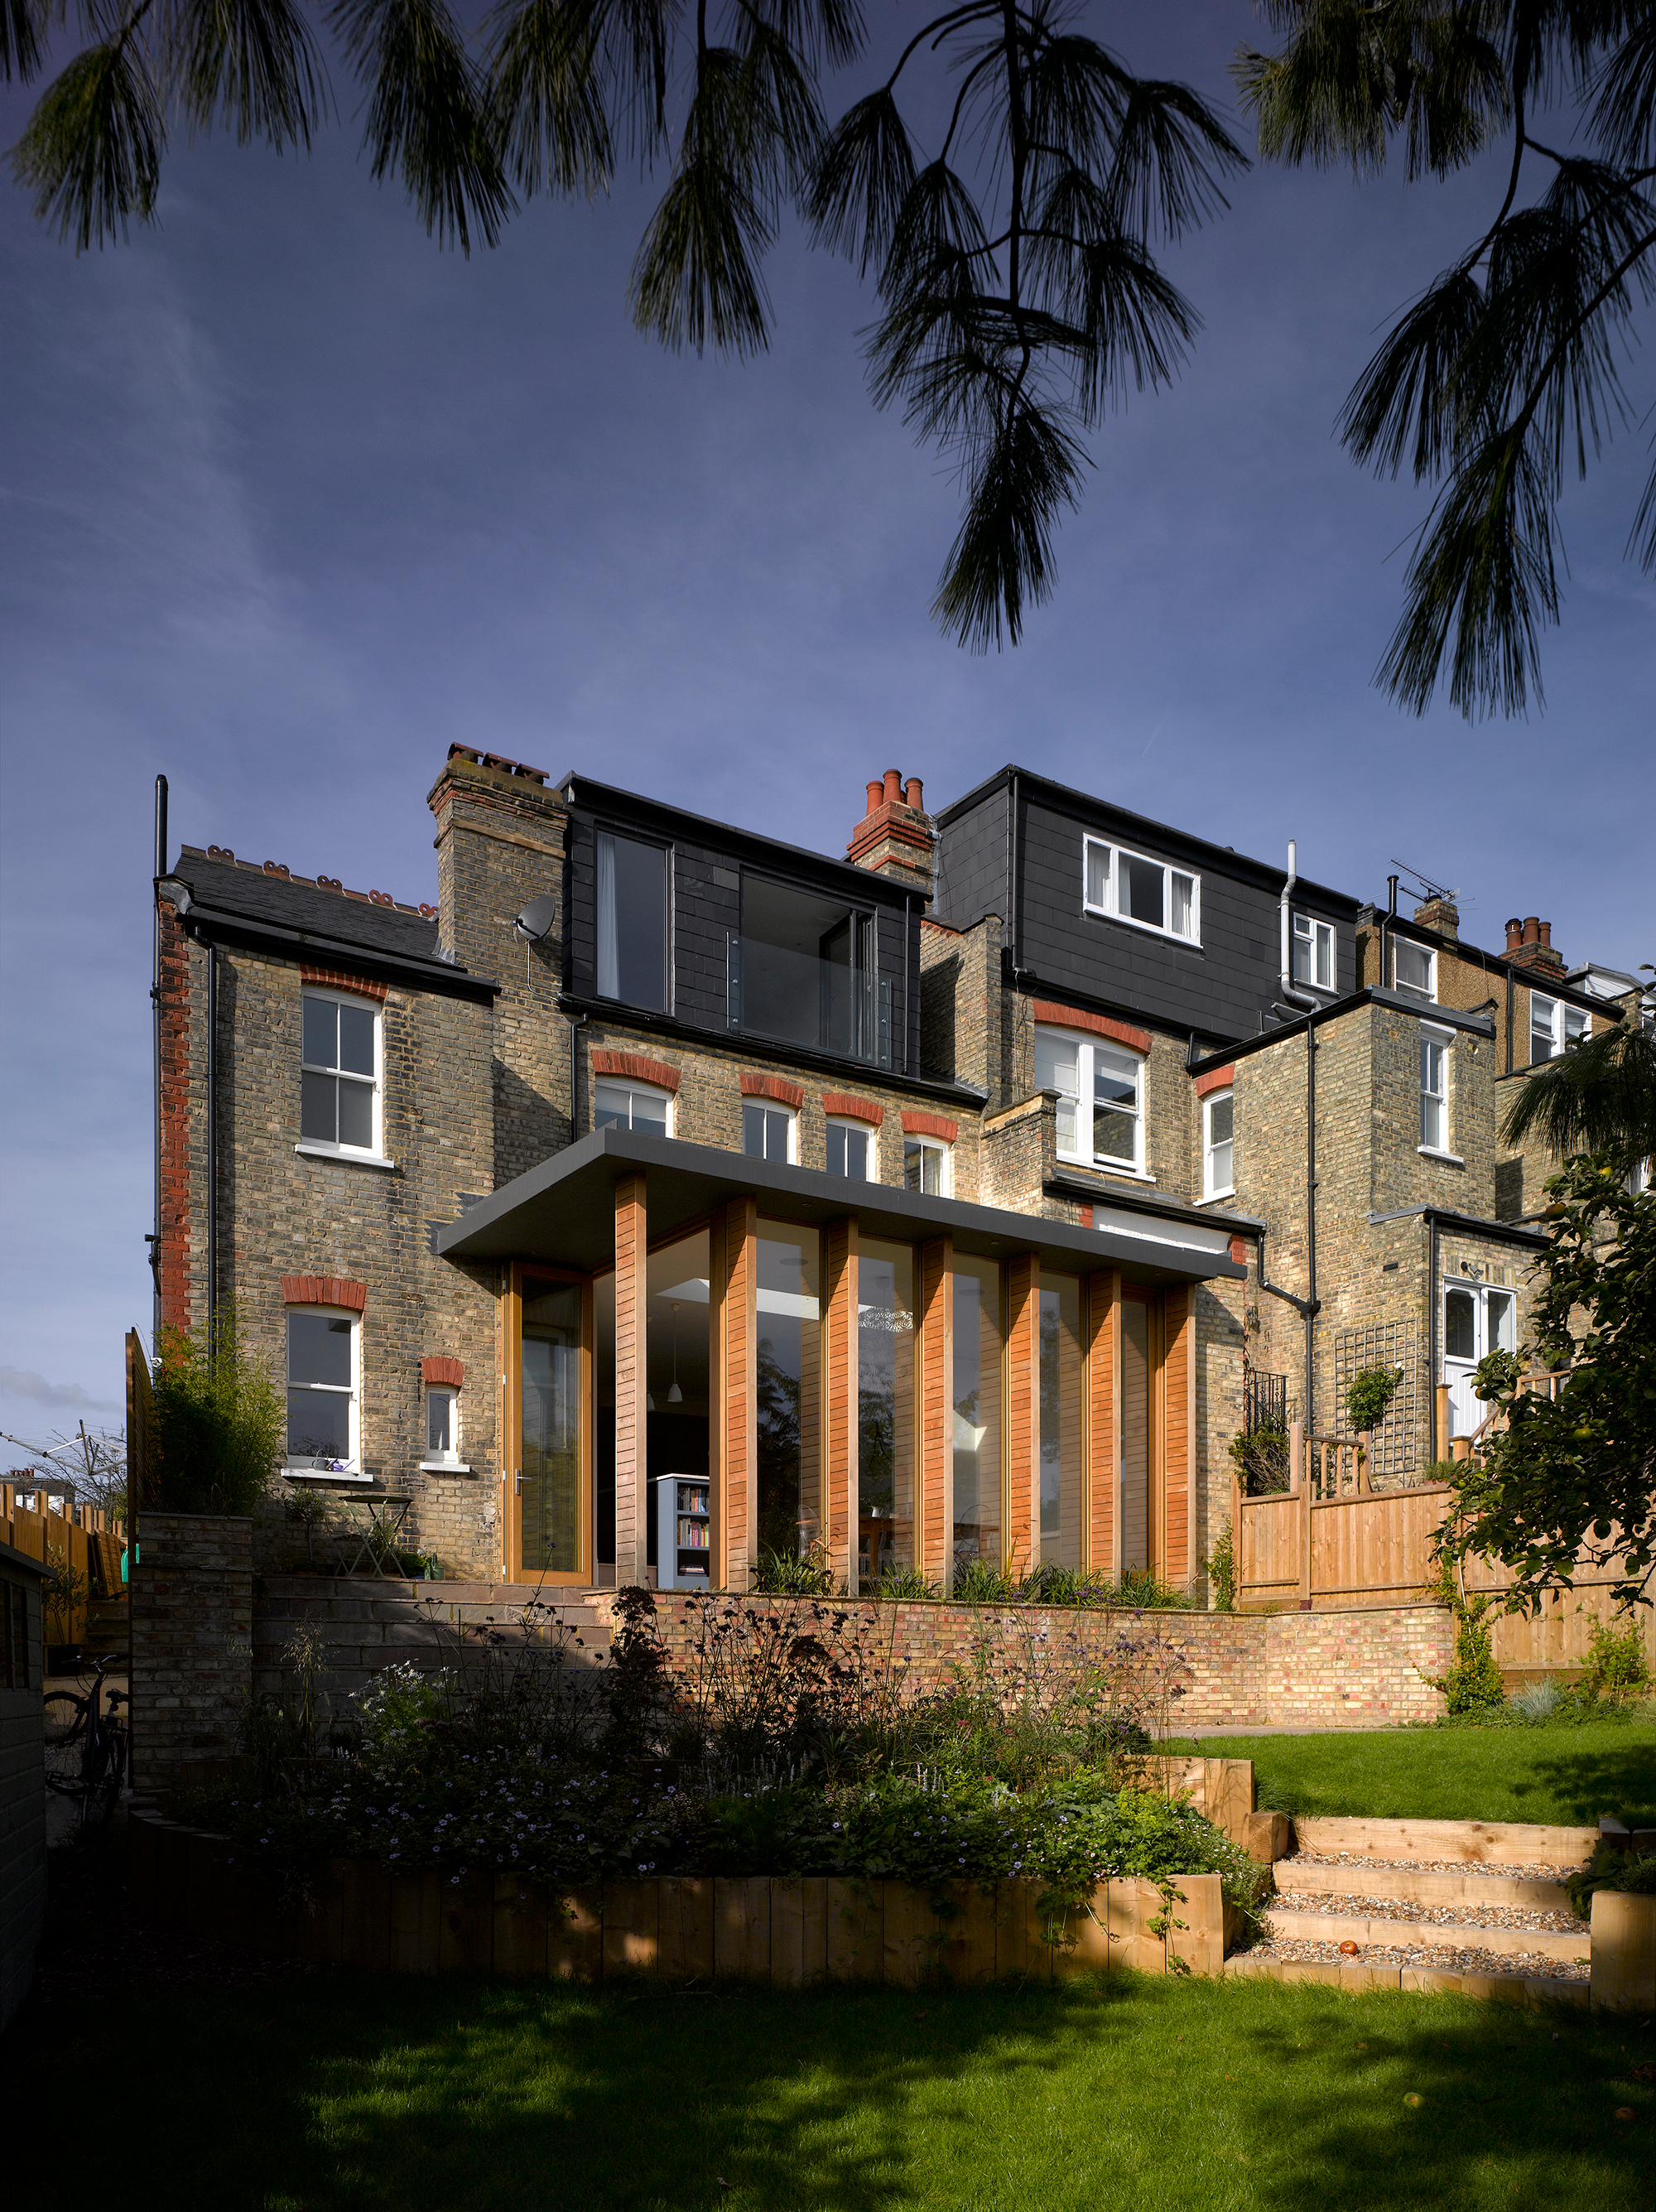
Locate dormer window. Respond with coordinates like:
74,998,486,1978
1394,940,1436,1002
1082,836,1199,945
1292,913,1335,990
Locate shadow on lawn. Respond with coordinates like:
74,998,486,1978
1528,1742,1656,1826
12,1966,1654,2212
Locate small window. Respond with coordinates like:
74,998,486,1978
1394,940,1436,1001
1037,1024,1145,1173
903,1135,951,1196
826,1118,872,1180
595,829,668,1011
1529,993,1588,1064
425,1386,460,1464
301,991,380,1154
1292,913,1335,990
1081,836,1199,944
595,1078,672,1137
1485,1289,1516,1356
1202,1089,1234,1199
1420,1035,1448,1150
743,1101,795,1163
1443,1285,1476,1362
286,1309,359,1471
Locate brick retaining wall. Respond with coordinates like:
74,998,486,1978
253,1578,1452,1730
130,1512,253,1790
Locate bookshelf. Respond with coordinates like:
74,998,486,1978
656,1473,711,1591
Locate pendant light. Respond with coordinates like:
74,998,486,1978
667,1301,683,1405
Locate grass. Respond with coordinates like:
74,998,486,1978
8,1966,1653,2210
1174,1720,1656,1828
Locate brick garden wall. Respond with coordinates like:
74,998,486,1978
253,1578,1452,1732
131,1513,253,1790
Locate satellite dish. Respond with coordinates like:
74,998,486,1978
514,890,557,943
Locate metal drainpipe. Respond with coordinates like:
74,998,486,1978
150,773,168,1337
1379,873,1398,991
1305,1010,1318,1439
207,942,218,1342
1428,1212,1440,1461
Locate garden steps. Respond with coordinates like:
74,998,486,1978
1261,1906,1589,1964
1291,1816,1596,1867
1222,1953,1591,2006
1280,1861,1575,1913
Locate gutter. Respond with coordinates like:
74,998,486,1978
177,899,498,1001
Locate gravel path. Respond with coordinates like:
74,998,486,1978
1238,1934,1589,1981
1287,1853,1586,1881
1271,1891,1584,1935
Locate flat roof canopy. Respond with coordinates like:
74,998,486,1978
436,1128,1246,1287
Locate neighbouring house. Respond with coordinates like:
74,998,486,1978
150,753,1633,1602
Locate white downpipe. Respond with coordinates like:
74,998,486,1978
1280,838,1316,1010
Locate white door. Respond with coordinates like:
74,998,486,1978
1442,1284,1516,1439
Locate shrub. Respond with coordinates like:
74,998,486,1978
751,1545,835,1597
1203,1520,1236,1612
1229,1424,1289,1495
152,1308,283,1515
1567,1845,1656,1920
1422,1565,1505,1718
41,1544,89,1644
951,1557,1017,1604
1582,1612,1652,1701
1346,1364,1402,1436
1505,1679,1562,1724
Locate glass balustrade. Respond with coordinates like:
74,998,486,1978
726,933,892,1068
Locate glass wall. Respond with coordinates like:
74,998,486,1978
951,1255,1003,1578
858,1240,916,1588
1120,1296,1153,1573
756,1226,821,1560
521,1279,582,1573
1039,1275,1084,1569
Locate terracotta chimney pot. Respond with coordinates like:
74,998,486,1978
1538,921,1552,947
1505,918,1523,952
865,780,883,812
904,777,924,810
883,769,903,805
1523,917,1540,945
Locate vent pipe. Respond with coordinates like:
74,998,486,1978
1279,840,1317,1013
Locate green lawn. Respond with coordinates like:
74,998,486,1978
10,1969,1654,2210
1175,1722,1656,1828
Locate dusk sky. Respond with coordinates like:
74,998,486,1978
2,1,1649,1449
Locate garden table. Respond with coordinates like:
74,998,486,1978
284,1479,414,1578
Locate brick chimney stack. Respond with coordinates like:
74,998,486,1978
1504,915,1565,976
1413,894,1459,944
846,769,935,895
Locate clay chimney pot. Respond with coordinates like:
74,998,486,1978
1538,921,1552,947
1505,918,1523,952
883,769,903,805
865,780,883,813
1523,917,1540,946
904,777,924,811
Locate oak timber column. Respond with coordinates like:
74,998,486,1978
821,1218,859,1592
1162,1286,1195,1585
613,1173,649,1585
1086,1269,1121,1580
1004,1254,1040,1579
917,1236,953,1588
711,1195,758,1589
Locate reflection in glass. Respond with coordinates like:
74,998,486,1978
1444,1288,1476,1363
858,1241,914,1587
522,1281,581,1573
1120,1298,1151,1572
1487,1289,1516,1354
756,1230,820,1560
951,1258,1002,1578
286,1313,354,1462
1039,1277,1083,1567
596,830,668,1010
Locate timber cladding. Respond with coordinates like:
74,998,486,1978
126,1814,1230,1983
821,1219,857,1589
917,1236,952,1583
712,1197,758,1588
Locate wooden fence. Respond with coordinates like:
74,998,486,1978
0,1482,126,1648
1232,1414,1654,1675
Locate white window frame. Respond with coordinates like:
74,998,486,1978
826,1116,875,1182
1201,1088,1234,1201
903,1134,951,1196
1037,1024,1148,1178
742,1100,797,1164
1291,912,1336,992
1529,991,1589,1065
283,1306,363,1478
420,1384,468,1472
1081,835,1201,946
297,988,390,1167
594,1077,675,1138
1418,1024,1458,1159
1393,939,1437,1003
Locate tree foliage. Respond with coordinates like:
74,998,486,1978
1238,2,1656,717
1437,1158,1656,1609
152,1305,284,1514
1500,992,1656,1167
6,0,1243,647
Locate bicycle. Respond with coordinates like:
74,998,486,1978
43,1652,130,1826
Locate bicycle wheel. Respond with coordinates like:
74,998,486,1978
43,1692,89,1798
92,1722,130,1821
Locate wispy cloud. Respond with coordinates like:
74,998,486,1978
0,1366,118,1411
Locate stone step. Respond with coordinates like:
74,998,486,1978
1293,1815,1596,1868
1223,1954,1591,2007
1264,1906,1590,1964
1282,1862,1574,1913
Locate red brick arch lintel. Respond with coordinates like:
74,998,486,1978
422,1356,465,1389
740,1072,806,1109
301,966,388,1003
1193,1065,1235,1099
899,1110,958,1142
1030,1000,1152,1055
821,1092,884,1127
590,1049,681,1093
281,1274,367,1312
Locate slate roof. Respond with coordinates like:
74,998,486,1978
172,848,443,965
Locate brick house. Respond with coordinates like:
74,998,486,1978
153,753,1251,1595
150,754,1625,1598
